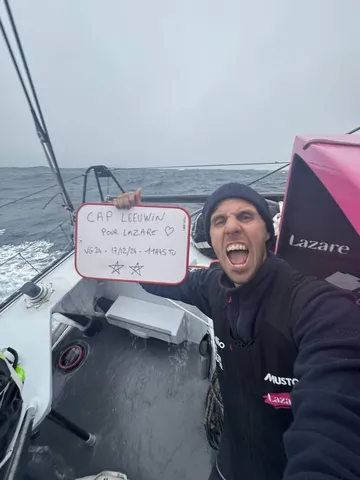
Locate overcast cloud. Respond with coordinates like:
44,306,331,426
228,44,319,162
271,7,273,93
0,0,360,168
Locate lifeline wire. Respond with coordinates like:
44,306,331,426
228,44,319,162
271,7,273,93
0,0,74,215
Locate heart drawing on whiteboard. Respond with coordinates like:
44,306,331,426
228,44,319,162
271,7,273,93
165,226,175,236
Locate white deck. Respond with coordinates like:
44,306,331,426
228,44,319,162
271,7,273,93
0,242,212,434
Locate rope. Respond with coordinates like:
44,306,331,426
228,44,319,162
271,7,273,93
204,369,224,450
164,298,222,449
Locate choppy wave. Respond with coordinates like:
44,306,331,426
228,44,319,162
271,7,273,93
0,239,65,303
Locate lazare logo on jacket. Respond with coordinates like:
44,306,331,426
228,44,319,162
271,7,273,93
263,392,292,409
288,234,350,255
264,373,298,386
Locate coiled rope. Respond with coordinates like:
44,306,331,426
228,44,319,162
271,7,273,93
204,369,224,450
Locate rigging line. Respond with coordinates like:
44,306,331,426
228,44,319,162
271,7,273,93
165,298,213,330
42,192,61,210
247,124,360,187
17,252,40,273
0,16,69,213
347,125,360,135
3,0,72,210
1,0,74,214
0,16,35,126
0,220,70,268
1,1,44,130
0,174,83,210
0,12,70,210
246,163,288,187
112,161,289,171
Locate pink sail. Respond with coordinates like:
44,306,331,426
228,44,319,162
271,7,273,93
276,134,360,299
292,135,360,235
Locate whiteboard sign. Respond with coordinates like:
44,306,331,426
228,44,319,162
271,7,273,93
75,203,191,284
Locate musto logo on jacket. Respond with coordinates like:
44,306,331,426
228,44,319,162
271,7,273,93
263,373,298,409
214,336,225,370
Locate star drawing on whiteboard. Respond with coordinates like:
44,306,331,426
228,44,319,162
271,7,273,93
129,262,144,276
109,261,124,274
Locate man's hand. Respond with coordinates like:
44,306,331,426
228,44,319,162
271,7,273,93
113,188,142,209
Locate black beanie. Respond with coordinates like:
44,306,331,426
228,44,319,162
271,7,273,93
202,182,275,246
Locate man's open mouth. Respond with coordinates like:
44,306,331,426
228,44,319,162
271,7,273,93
226,243,249,266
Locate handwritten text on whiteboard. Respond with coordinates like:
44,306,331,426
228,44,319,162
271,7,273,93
75,203,191,284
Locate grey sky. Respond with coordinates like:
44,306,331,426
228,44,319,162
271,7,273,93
0,0,360,168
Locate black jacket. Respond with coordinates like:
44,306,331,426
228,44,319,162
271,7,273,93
141,255,360,479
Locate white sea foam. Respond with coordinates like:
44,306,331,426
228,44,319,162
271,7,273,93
0,239,64,304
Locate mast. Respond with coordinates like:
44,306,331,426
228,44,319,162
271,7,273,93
0,0,75,220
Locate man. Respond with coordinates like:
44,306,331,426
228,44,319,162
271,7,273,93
114,183,360,480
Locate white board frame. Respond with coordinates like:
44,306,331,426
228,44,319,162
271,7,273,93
75,203,191,285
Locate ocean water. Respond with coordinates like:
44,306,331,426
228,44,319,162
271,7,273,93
0,166,287,304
